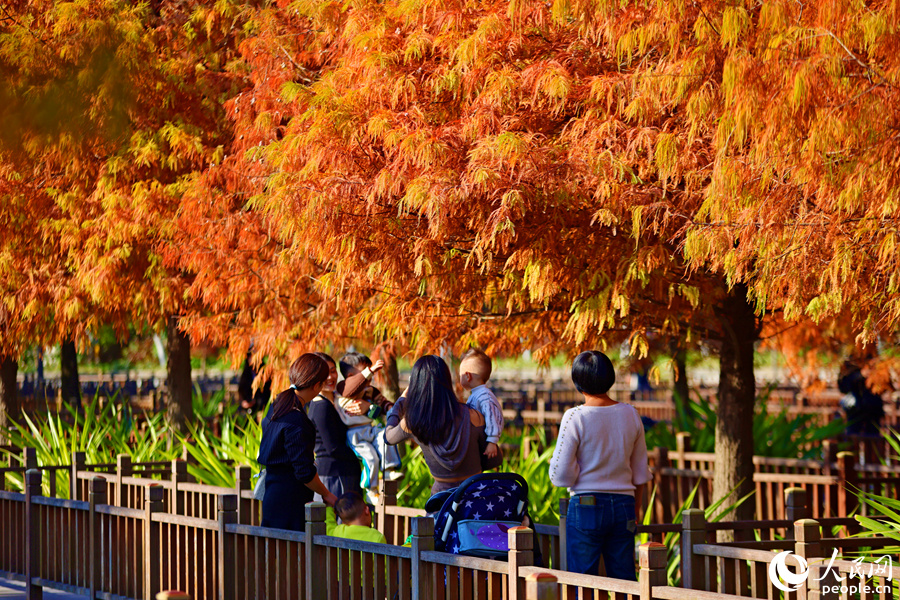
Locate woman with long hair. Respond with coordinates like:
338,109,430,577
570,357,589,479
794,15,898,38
258,353,338,531
385,355,501,494
306,352,364,498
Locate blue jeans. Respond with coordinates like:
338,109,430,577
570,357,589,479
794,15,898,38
566,493,637,580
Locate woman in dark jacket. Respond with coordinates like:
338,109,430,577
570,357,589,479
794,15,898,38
258,354,337,531
306,352,364,498
385,355,501,495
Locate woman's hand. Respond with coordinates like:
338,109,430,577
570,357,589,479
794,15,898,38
344,400,371,416
323,491,338,507
371,359,385,373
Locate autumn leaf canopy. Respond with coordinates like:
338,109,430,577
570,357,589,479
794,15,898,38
1,0,899,365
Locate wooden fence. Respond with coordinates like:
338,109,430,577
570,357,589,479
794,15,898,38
495,382,900,432
6,442,899,535
4,446,899,597
646,435,900,524
681,512,896,599
8,467,888,600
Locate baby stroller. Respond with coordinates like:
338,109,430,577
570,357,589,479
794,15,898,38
425,473,542,565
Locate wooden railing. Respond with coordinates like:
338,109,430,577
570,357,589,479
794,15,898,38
6,446,900,600
682,513,897,599
5,468,828,600
7,442,899,537
498,385,900,431
647,435,900,523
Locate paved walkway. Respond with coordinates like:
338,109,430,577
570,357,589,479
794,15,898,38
0,578,86,598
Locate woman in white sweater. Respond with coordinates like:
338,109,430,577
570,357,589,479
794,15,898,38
549,351,651,580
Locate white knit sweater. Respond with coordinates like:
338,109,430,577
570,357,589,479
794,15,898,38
549,402,651,496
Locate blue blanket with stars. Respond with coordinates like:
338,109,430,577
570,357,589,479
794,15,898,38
430,473,530,557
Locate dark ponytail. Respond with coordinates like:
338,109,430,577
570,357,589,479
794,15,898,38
271,353,329,420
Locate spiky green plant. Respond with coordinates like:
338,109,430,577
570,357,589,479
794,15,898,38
852,429,900,556
0,396,180,496
179,409,264,487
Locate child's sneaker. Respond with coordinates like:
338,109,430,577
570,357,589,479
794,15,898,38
365,489,381,505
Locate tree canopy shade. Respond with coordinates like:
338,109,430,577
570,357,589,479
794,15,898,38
0,0,252,430
180,0,727,357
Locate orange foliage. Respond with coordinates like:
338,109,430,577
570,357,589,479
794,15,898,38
172,0,748,371
3,0,898,377
0,0,249,355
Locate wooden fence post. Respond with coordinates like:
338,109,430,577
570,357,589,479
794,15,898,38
234,465,252,525
24,468,42,600
508,526,534,600
157,593,192,599
558,498,568,571
171,460,188,515
822,441,836,475
653,447,671,524
377,479,398,544
217,494,237,600
181,446,198,482
411,516,434,600
71,451,86,500
785,488,809,537
675,432,691,468
681,508,706,591
638,542,667,600
89,476,107,599
116,454,132,506
794,519,822,562
525,572,558,600
23,447,37,470
836,452,859,518
144,484,164,599
305,502,327,599
794,519,823,600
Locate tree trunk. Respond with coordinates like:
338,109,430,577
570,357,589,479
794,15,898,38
672,346,690,419
166,316,194,434
713,284,758,530
0,356,18,443
440,342,462,395
373,341,401,403
60,337,81,408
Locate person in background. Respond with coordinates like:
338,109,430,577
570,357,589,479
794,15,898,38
337,352,396,415
458,348,504,460
307,352,364,499
258,354,337,532
238,351,271,412
549,351,651,580
335,352,403,503
385,355,502,495
838,356,886,437
324,491,387,544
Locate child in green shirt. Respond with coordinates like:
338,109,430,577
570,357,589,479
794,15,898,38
325,492,387,544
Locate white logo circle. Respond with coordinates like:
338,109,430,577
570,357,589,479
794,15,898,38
769,551,810,592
